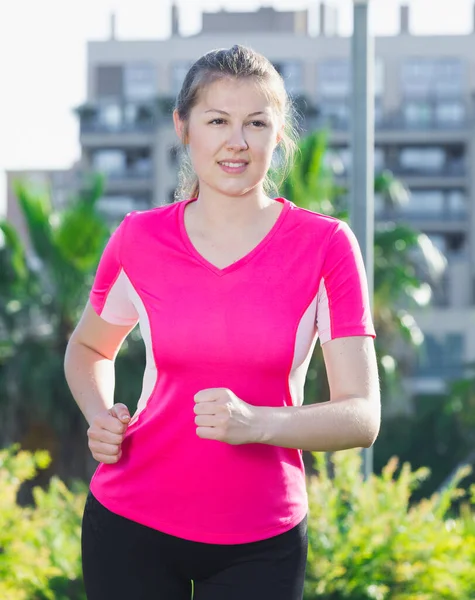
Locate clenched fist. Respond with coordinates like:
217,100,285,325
87,403,131,464
193,388,262,445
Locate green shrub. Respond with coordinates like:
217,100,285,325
305,450,475,599
0,444,86,600
1,445,474,599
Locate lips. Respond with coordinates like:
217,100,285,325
217,159,249,175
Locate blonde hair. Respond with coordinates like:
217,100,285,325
174,44,298,201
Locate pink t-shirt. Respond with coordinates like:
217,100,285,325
88,197,375,544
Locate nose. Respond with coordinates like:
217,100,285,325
226,126,249,151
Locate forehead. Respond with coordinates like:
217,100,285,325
195,77,275,114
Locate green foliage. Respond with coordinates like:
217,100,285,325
304,450,475,599
0,174,145,482
0,445,86,600
1,445,474,598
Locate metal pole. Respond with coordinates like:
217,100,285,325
350,0,375,480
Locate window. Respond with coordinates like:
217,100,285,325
171,61,193,96
92,150,125,174
403,102,432,127
318,59,350,98
436,101,465,126
318,58,384,99
97,103,122,130
96,65,123,99
400,147,445,172
435,59,465,97
405,190,444,215
319,101,349,126
402,58,465,98
124,63,156,101
273,61,304,95
328,146,383,173
447,191,466,217
416,333,464,379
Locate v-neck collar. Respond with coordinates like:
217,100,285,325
178,197,292,277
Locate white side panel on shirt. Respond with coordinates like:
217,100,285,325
124,273,158,425
288,291,319,407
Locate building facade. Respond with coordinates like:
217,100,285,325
74,3,475,396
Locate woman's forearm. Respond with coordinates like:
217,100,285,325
255,396,381,452
64,341,116,426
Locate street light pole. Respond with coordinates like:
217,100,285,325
350,0,375,480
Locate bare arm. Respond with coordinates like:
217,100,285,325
64,301,136,426
255,336,381,451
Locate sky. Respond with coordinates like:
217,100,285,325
0,0,474,212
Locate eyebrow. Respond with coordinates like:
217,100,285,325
204,109,267,117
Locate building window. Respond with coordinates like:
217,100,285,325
403,101,432,127
400,147,445,172
317,58,384,98
446,190,466,217
434,59,465,97
318,59,350,98
273,61,304,95
171,61,193,96
124,63,156,101
330,146,384,173
319,101,349,127
97,102,122,130
416,333,464,379
402,58,465,98
96,65,123,99
92,150,125,174
436,101,465,126
405,190,444,216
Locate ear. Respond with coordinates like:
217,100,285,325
173,109,187,143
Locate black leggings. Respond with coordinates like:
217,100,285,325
81,491,308,600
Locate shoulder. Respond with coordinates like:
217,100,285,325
117,201,185,241
123,201,182,229
283,198,346,242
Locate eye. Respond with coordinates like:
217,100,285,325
249,120,267,128
209,118,226,125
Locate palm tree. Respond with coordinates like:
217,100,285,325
277,130,447,408
0,175,144,484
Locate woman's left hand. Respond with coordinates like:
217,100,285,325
194,388,262,445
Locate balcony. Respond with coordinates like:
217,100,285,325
308,102,473,145
376,208,467,232
76,97,176,145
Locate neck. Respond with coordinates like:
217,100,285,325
191,186,275,232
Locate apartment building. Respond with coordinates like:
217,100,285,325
75,3,475,395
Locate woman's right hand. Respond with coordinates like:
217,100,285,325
87,403,131,464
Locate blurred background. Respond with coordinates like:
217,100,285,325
1,2,475,597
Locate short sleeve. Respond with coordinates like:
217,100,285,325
316,220,376,344
89,215,139,326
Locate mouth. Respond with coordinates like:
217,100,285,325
217,160,249,174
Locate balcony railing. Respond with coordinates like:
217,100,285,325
376,208,467,223
390,159,466,175
106,167,153,180
76,97,175,134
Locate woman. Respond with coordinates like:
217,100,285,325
65,44,380,600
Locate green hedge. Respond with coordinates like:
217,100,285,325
305,451,475,599
0,445,474,599
0,445,87,600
